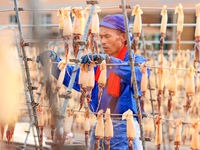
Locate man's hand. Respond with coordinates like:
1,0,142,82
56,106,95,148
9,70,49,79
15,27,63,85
36,51,57,66
81,53,110,64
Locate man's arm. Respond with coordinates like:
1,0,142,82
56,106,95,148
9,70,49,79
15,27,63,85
107,56,150,93
51,57,81,92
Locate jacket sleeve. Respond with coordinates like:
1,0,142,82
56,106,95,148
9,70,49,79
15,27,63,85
51,57,80,92
107,56,150,93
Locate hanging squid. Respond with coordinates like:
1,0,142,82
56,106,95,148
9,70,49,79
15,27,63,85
37,104,44,149
55,61,67,92
86,63,95,108
185,65,195,111
186,49,191,68
84,6,92,54
84,109,90,146
91,6,101,58
94,109,104,150
72,7,85,58
160,5,167,52
105,108,113,150
157,67,165,115
63,109,73,143
96,60,107,112
167,65,177,116
155,115,162,150
78,64,87,111
6,117,16,150
182,124,187,145
131,5,143,54
122,109,136,150
175,3,184,51
190,119,200,150
194,3,200,69
57,7,64,37
140,62,148,115
63,7,72,62
174,117,183,150
168,49,173,66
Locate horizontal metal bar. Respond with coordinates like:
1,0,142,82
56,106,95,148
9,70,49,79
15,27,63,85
147,115,193,125
29,59,200,72
1,23,197,28
14,40,196,44
0,6,196,12
130,23,197,28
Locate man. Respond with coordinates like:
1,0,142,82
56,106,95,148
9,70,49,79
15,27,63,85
38,14,150,150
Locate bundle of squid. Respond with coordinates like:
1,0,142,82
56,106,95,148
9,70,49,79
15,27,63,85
63,7,72,62
140,62,148,115
122,109,136,150
160,5,167,52
157,67,165,115
63,109,73,143
168,49,173,66
55,61,67,92
167,65,177,116
91,6,101,57
6,120,16,150
84,109,90,146
105,108,113,150
85,63,95,108
131,5,143,55
185,65,195,111
174,118,183,150
57,7,64,37
78,64,87,111
155,115,162,150
175,3,184,51
186,49,191,68
190,119,200,150
96,60,107,112
94,109,104,150
72,7,85,58
182,124,188,145
168,115,174,142
37,104,44,149
194,3,200,69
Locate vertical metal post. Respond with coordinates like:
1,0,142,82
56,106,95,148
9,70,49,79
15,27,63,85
13,0,42,149
13,29,37,149
121,1,146,150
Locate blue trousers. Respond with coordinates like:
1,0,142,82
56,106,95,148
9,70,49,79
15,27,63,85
88,118,143,150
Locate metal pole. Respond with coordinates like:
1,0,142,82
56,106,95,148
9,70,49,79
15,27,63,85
121,0,146,150
10,27,38,149
13,0,42,149
0,23,198,28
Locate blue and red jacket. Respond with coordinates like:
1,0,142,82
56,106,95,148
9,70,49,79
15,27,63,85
52,51,150,117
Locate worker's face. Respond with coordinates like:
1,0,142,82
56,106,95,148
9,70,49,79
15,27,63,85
99,26,126,57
